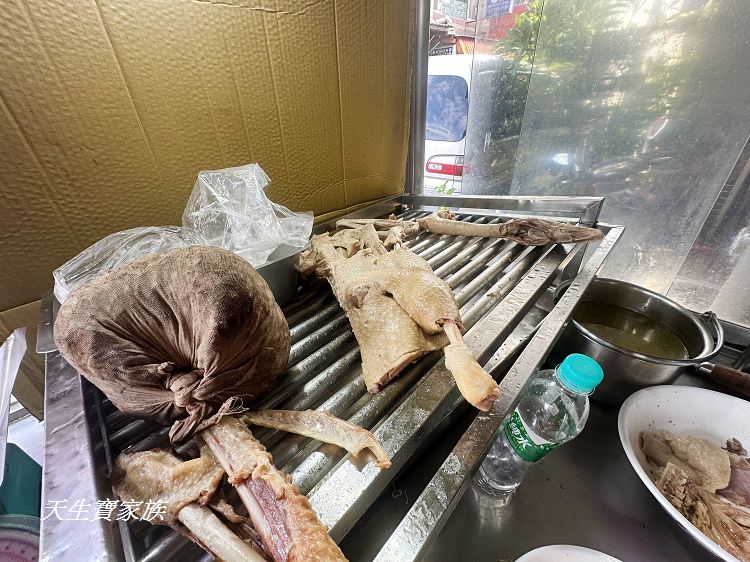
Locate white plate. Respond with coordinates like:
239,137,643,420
618,385,750,562
516,544,621,561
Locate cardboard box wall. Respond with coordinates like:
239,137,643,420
0,0,414,417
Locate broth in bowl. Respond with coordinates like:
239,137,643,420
574,301,690,360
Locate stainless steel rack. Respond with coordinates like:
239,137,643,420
40,194,623,562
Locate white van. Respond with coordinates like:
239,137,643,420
424,54,539,196
423,54,473,196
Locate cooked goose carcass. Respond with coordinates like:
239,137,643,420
202,416,347,562
112,444,266,562
114,409,388,562
302,225,501,411
336,212,603,247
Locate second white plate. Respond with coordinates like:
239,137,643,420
515,544,621,561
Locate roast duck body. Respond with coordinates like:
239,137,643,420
54,246,291,443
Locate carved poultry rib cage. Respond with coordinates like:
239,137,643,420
40,194,623,562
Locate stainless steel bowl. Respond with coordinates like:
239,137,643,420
553,278,722,405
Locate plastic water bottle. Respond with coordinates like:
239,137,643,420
473,353,603,501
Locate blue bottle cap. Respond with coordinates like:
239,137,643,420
557,353,604,394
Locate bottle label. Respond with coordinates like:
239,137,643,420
503,409,559,462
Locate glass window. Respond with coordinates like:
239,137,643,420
420,0,750,327
423,0,541,196
426,75,469,142
507,0,750,322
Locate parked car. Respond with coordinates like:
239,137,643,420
424,54,473,196
424,54,535,196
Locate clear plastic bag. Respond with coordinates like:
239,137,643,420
53,163,313,303
53,226,207,303
182,163,313,266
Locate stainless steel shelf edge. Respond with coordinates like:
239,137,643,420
313,195,406,234
36,291,57,353
400,194,605,225
41,352,123,562
372,225,625,562
314,194,606,234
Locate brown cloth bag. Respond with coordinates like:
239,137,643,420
54,246,290,443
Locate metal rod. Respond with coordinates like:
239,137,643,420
137,531,191,562
257,331,357,410
445,240,514,289
284,290,330,328
281,348,361,412
460,247,544,327
107,419,161,451
104,410,133,432
128,427,170,453
454,245,527,307
406,0,430,194
288,313,350,367
289,300,340,343
289,355,440,494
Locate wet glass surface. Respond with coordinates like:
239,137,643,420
423,1,750,326
506,0,750,300
667,139,750,326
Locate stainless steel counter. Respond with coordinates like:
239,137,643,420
424,401,716,562
341,398,717,562
340,399,715,562
342,338,750,562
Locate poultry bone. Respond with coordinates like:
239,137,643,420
300,224,501,411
